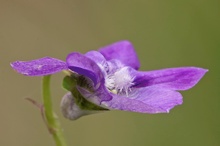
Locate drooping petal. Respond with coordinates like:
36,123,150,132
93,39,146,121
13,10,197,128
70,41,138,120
103,86,182,113
66,52,104,87
98,40,140,70
10,57,67,76
133,67,208,90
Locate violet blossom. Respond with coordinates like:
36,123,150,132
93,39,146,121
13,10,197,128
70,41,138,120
11,40,208,120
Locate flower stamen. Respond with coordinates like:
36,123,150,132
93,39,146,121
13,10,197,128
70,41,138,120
105,67,134,96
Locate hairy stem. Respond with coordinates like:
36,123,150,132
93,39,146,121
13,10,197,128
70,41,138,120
42,75,67,146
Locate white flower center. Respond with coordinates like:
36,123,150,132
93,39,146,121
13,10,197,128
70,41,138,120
105,67,134,96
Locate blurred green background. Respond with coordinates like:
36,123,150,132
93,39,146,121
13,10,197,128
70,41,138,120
0,0,219,146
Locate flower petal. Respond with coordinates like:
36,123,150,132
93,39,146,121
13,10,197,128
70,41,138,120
77,82,113,103
85,51,106,64
10,57,67,76
103,86,182,113
95,83,113,102
133,67,208,90
98,40,140,70
107,59,126,74
85,51,109,74
66,52,104,87
134,86,183,113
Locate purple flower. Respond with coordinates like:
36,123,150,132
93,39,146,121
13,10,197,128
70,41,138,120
11,40,207,120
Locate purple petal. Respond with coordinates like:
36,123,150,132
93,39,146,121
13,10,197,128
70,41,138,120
99,40,140,70
134,86,183,113
103,86,182,113
85,51,106,64
11,57,67,76
85,51,109,74
103,95,162,113
77,83,112,103
95,83,113,102
107,59,126,74
133,67,208,90
66,52,104,87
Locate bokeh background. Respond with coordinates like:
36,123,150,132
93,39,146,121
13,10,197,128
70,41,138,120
0,0,219,146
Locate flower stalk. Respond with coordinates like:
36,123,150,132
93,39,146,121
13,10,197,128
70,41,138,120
42,75,67,146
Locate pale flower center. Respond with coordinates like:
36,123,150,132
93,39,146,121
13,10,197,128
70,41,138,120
105,67,134,96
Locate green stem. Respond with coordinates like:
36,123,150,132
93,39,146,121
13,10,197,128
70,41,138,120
42,75,67,146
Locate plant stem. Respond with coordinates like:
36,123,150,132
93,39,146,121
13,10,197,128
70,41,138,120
42,75,67,146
